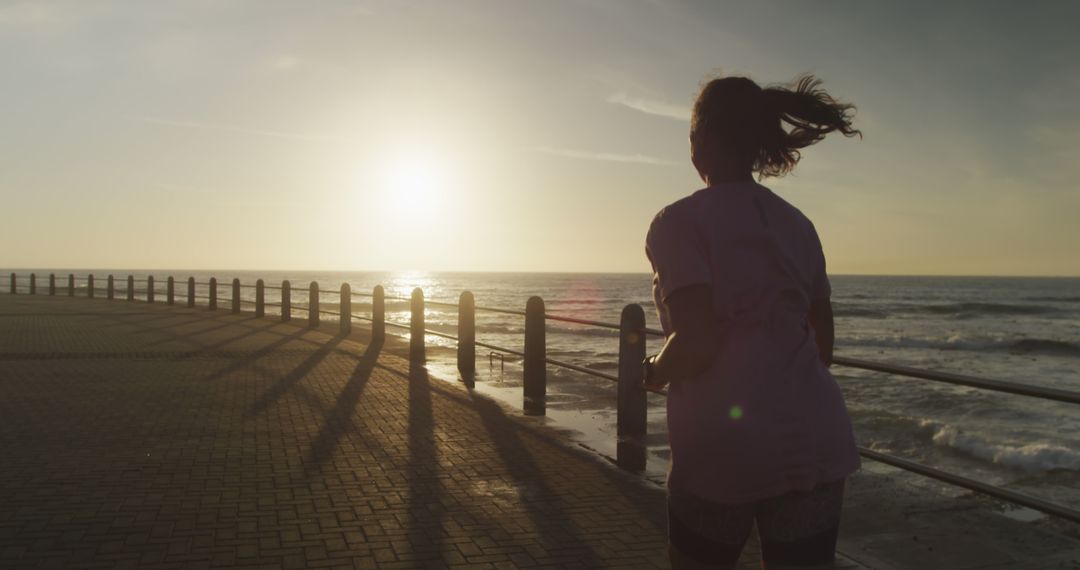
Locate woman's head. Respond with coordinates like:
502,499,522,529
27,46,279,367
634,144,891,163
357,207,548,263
690,74,861,181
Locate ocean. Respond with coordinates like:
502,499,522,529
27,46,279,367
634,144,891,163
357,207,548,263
11,271,1080,515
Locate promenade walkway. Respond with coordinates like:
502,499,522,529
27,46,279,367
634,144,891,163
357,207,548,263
0,294,1077,569
0,295,677,569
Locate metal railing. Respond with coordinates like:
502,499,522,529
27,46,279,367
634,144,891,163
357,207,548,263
6,270,1080,524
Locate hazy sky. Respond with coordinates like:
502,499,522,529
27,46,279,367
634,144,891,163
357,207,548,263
2,1,1078,275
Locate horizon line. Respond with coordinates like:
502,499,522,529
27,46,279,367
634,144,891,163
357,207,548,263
3,268,1080,279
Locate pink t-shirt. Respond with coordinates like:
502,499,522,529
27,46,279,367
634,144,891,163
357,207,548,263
646,180,860,504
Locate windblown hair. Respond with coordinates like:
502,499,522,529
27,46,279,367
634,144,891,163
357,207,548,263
690,74,861,178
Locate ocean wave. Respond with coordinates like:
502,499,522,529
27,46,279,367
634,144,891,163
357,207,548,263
1023,296,1080,303
548,326,620,338
918,302,1061,317
833,307,889,319
475,323,620,338
476,324,525,335
1010,339,1080,357
834,301,1066,319
547,298,617,307
920,420,1080,473
548,349,601,357
838,336,1080,358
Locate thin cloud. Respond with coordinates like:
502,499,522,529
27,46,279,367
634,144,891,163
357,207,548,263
272,55,301,71
535,145,676,166
136,117,344,143
607,92,690,121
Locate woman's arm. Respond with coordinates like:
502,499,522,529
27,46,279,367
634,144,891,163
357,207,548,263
647,284,719,388
807,297,834,367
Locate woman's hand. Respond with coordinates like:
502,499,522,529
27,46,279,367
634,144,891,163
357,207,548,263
649,284,719,383
641,355,669,391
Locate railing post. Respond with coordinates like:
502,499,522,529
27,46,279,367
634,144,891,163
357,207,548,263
29,273,36,295
617,303,648,472
49,273,56,296
87,274,94,299
208,278,217,310
373,285,385,342
308,282,319,328
524,296,546,416
147,276,154,303
106,275,113,300
340,283,351,334
232,278,241,314
126,275,134,301
69,274,75,297
458,291,475,375
186,277,195,308
281,280,291,322
410,288,425,362
167,277,175,305
8,273,13,294
255,279,265,318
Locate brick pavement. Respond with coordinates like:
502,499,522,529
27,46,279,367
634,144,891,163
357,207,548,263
27,293,1080,568
0,294,690,569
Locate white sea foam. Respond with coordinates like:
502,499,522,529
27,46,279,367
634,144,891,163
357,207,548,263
920,420,1080,473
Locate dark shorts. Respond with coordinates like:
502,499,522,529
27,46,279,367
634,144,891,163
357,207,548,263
668,479,845,567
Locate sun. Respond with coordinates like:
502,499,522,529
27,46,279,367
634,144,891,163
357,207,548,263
380,153,448,220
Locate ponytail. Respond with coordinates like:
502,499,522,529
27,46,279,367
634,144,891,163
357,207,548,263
691,74,861,179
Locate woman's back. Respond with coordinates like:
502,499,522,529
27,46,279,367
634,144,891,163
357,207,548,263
647,180,859,504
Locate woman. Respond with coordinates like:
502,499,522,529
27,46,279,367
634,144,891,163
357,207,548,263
642,75,861,569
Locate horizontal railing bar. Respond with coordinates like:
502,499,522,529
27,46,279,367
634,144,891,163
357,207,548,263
384,297,664,337
475,340,525,358
545,314,620,331
544,357,617,382
425,328,458,341
383,320,411,331
264,302,282,307
289,304,315,311
833,356,1080,405
349,292,374,298
475,305,527,317
858,447,1080,524
474,341,619,383
424,299,460,309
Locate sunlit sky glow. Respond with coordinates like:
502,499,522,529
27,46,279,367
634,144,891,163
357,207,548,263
2,1,1078,276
